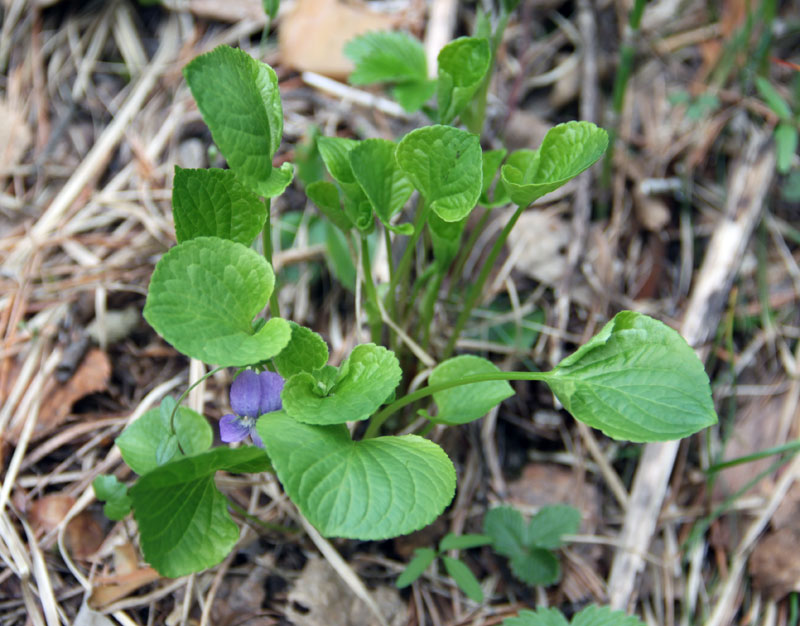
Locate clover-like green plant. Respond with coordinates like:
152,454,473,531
93,44,718,580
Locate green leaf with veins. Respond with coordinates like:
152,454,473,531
183,45,284,198
500,122,608,206
172,167,265,245
430,355,514,425
273,322,329,379
345,31,428,85
396,125,482,222
545,310,717,442
143,237,291,366
257,411,456,539
349,138,414,229
117,405,212,475
437,37,491,124
281,343,401,425
526,504,581,549
318,136,373,231
129,446,270,578
503,605,645,626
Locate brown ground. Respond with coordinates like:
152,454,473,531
1,0,799,624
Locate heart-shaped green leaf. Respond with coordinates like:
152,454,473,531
273,322,329,379
500,122,608,206
349,138,414,228
144,237,291,366
281,343,401,425
129,446,270,578
117,405,213,475
545,311,717,442
257,411,456,539
396,125,482,222
183,46,283,198
437,37,491,125
431,355,515,425
172,167,265,245
93,475,132,521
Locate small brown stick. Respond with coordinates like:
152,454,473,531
606,129,776,611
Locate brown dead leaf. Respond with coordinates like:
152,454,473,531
29,494,104,559
749,525,800,599
89,541,161,609
9,348,111,443
507,463,602,534
287,556,407,626
279,0,398,79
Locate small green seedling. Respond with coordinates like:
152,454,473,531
396,533,492,603
483,505,580,586
92,43,718,580
503,604,645,626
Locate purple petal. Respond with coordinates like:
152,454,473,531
230,370,262,417
250,427,265,449
219,414,250,443
258,372,285,414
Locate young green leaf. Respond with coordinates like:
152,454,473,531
570,605,645,626
272,322,329,379
442,556,483,603
172,167,266,246
183,46,284,198
439,533,492,551
501,122,608,206
755,76,792,120
345,31,427,86
281,343,401,425
437,37,491,125
396,125,482,222
307,180,353,231
544,311,717,442
510,548,560,586
480,148,510,207
257,411,456,539
430,355,514,425
393,80,436,113
144,237,291,366
349,138,414,229
93,475,132,521
129,446,270,578
116,405,213,475
503,608,570,626
526,505,581,550
259,161,295,198
318,136,373,230
262,0,279,20
324,222,358,290
396,547,437,588
483,506,526,557
775,122,798,175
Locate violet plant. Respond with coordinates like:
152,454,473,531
93,44,718,581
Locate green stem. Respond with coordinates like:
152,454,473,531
363,370,549,438
388,198,429,318
443,203,526,358
262,199,280,318
361,234,383,342
169,365,227,434
447,207,490,300
420,269,444,351
229,500,300,535
706,439,800,474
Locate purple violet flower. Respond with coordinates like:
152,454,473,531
219,370,284,448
